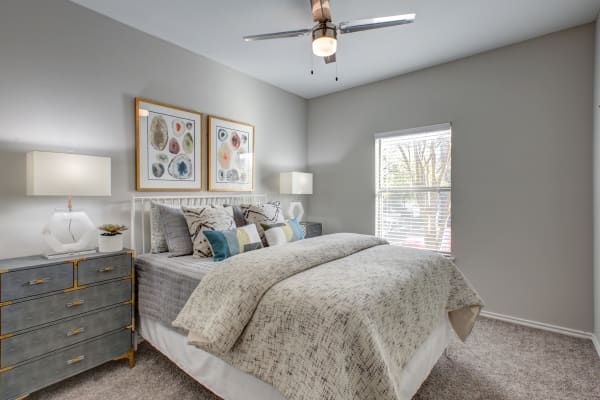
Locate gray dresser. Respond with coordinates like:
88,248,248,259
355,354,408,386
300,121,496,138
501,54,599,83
0,250,135,400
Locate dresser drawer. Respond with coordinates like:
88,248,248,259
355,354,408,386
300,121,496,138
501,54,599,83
1,303,131,368
1,263,74,302
78,254,131,286
1,279,131,335
0,329,131,400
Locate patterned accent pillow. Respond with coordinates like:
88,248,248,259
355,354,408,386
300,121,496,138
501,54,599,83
149,202,169,253
158,204,194,257
260,219,305,247
182,206,235,258
241,201,284,245
203,224,263,261
241,201,283,223
223,204,248,227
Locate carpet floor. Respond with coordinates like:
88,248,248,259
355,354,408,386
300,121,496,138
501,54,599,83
30,317,600,400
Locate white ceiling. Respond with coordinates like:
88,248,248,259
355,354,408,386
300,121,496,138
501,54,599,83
71,0,600,99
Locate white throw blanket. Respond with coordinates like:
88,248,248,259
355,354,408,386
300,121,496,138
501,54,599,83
173,233,483,400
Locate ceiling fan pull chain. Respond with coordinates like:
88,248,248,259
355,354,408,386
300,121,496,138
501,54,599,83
335,58,339,81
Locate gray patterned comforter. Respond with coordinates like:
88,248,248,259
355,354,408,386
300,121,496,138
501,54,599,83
173,233,483,400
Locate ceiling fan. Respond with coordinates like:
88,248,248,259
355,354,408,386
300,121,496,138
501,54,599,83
243,0,415,64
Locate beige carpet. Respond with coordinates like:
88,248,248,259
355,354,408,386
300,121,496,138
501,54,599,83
30,317,600,400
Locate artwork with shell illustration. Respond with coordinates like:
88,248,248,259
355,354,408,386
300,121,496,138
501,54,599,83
135,98,203,191
208,115,255,192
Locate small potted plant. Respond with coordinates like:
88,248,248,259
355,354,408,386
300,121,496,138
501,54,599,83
98,224,128,252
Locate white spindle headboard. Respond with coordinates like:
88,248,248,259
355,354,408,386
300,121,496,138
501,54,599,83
130,194,267,254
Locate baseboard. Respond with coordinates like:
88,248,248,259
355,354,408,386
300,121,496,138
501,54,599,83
592,334,600,359
480,310,593,340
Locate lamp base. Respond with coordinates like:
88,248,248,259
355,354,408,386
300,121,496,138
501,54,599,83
42,209,98,256
286,201,305,221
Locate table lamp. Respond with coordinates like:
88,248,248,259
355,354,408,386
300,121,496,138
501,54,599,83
279,172,313,221
26,151,111,258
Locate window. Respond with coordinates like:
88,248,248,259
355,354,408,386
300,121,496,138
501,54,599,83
375,124,452,253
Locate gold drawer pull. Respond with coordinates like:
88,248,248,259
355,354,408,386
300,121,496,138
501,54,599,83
66,355,85,365
97,266,114,273
66,327,85,337
26,277,50,286
66,299,85,308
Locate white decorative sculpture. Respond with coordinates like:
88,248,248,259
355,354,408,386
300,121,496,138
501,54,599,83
287,202,305,221
42,210,97,254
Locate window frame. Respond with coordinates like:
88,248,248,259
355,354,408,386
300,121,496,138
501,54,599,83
374,122,453,255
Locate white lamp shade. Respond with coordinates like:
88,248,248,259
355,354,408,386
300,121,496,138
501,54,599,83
280,172,313,195
26,151,111,197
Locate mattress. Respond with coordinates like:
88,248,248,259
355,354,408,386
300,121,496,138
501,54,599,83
135,253,215,328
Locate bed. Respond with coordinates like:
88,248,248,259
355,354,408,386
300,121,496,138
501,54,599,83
131,195,483,400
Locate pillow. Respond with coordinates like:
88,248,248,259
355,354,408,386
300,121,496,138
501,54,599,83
241,201,284,224
203,224,263,261
223,204,248,227
241,201,284,245
182,206,235,258
260,219,305,247
150,202,169,253
158,204,194,257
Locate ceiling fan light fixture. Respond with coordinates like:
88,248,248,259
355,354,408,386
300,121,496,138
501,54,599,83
312,36,337,57
242,2,416,66
312,22,337,57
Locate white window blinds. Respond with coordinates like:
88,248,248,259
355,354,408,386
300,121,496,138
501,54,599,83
375,124,452,253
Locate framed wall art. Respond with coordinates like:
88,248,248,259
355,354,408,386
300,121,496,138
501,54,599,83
208,115,255,192
135,98,203,191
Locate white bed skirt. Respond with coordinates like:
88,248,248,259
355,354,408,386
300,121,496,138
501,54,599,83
139,315,450,400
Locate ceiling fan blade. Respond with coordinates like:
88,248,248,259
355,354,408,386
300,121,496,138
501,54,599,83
311,0,331,22
324,53,336,64
243,29,311,41
338,13,416,34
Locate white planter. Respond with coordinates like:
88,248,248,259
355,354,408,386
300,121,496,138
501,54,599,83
98,234,123,253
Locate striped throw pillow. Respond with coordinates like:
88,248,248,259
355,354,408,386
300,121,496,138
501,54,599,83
260,219,305,247
203,224,263,261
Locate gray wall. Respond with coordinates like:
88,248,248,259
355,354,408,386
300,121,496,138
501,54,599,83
594,15,600,340
0,1,595,334
307,25,595,332
0,0,307,258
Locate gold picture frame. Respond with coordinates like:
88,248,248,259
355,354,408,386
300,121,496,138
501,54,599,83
135,98,203,191
207,115,255,192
